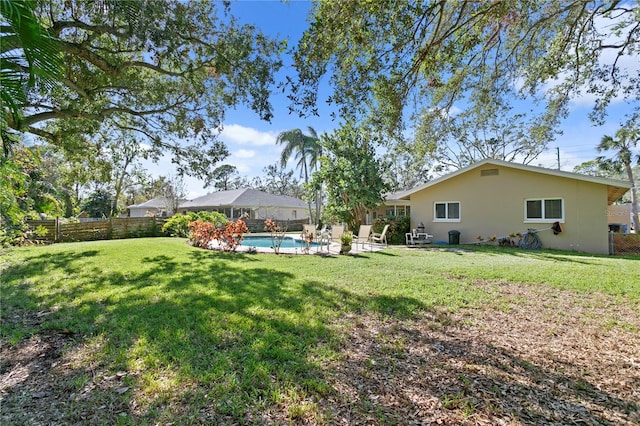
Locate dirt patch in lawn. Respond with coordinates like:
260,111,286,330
323,281,639,425
1,282,638,425
0,310,130,425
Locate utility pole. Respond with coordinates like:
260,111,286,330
556,147,561,170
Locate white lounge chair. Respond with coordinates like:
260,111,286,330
329,224,345,243
370,224,389,247
328,224,345,253
301,224,316,239
317,224,330,251
354,224,372,251
405,228,433,245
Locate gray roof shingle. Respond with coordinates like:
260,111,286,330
128,197,173,209
179,188,307,209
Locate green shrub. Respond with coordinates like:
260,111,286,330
192,211,228,225
162,214,190,237
0,217,27,246
373,215,410,245
162,211,228,237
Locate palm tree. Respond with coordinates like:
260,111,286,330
597,125,640,232
303,127,323,222
276,127,321,223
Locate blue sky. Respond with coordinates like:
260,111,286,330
144,1,637,198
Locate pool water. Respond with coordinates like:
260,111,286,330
241,235,320,249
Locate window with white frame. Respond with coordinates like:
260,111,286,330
525,198,564,222
434,201,460,221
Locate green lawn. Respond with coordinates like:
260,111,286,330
1,238,639,425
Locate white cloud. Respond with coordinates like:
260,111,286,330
233,149,256,159
183,174,208,199
528,149,585,172
235,164,251,174
218,124,277,146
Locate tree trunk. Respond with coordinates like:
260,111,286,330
112,166,129,217
314,147,322,223
63,190,75,218
315,187,322,225
303,162,313,224
625,164,640,232
112,177,124,217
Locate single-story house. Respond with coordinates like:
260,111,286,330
398,158,631,254
128,197,176,218
371,190,412,222
178,188,309,221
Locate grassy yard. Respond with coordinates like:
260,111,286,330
1,238,639,425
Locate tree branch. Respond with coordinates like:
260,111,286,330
25,126,60,144
58,39,215,78
18,96,191,129
51,20,129,38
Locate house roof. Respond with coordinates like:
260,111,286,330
398,158,631,205
384,189,413,203
179,188,307,209
128,197,174,209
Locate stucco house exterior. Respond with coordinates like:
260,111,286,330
399,158,631,254
178,188,309,221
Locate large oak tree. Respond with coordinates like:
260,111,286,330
5,0,283,179
292,1,639,168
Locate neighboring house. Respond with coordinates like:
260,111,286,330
399,158,631,254
178,188,309,221
128,197,176,218
607,203,638,233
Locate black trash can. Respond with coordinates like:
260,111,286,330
448,230,460,245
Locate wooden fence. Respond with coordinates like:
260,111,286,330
26,217,309,243
26,217,166,243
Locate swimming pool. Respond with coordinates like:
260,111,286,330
241,235,320,249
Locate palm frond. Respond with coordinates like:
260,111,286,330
1,0,63,120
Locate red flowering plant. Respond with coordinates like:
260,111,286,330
212,219,249,252
187,219,248,251
299,227,316,254
187,220,217,248
264,218,287,254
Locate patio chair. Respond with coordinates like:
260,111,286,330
326,224,345,253
405,228,433,245
317,224,329,238
329,224,345,243
354,224,372,251
301,224,316,240
370,224,389,247
317,224,330,251
300,224,317,252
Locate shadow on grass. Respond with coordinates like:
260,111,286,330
2,245,637,424
449,244,617,264
0,246,431,424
